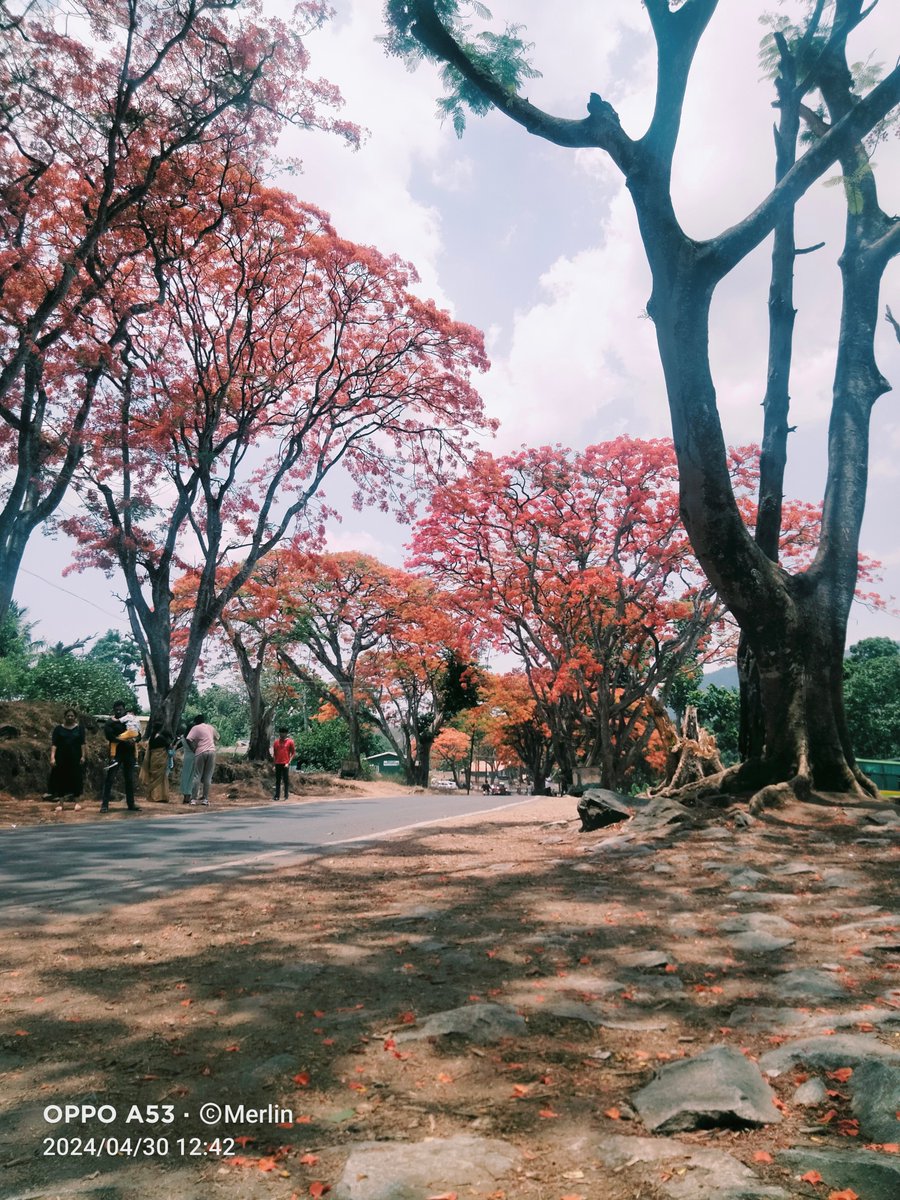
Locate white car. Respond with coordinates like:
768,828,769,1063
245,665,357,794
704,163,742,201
431,779,459,791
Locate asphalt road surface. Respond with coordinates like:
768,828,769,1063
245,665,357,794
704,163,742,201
0,792,532,921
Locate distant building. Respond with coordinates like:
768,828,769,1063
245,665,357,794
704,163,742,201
364,751,403,777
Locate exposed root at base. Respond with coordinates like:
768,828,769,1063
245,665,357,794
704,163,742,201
650,762,746,805
853,766,879,798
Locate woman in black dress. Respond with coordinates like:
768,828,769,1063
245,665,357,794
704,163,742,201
48,709,86,799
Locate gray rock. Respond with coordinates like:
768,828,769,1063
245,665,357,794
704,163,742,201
620,950,673,969
819,867,866,888
633,798,691,827
632,1045,782,1133
618,971,684,996
771,861,817,876
720,913,795,936
578,789,632,831
727,868,768,888
727,891,790,905
588,833,637,854
394,1003,527,1044
593,1134,788,1199
760,1033,900,1077
792,1078,828,1106
552,972,620,996
850,1060,900,1143
597,1013,669,1031
835,911,899,934
818,1007,900,1032
333,1135,521,1200
867,809,900,826
773,968,848,1000
730,931,794,954
728,1007,815,1034
542,1000,605,1025
777,1148,900,1200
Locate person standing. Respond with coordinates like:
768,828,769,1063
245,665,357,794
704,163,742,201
272,727,295,800
47,709,86,800
140,722,172,803
186,714,218,806
101,700,141,812
177,717,199,804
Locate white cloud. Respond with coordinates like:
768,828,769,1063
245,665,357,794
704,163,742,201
271,0,461,307
430,156,475,192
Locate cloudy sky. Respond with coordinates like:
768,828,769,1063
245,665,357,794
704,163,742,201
18,0,900,656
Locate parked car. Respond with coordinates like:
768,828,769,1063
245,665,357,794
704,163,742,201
431,779,459,791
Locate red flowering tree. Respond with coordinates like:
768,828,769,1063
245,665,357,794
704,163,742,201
64,182,491,731
273,552,480,782
0,0,355,622
357,589,480,786
411,438,728,792
479,671,553,795
274,551,417,774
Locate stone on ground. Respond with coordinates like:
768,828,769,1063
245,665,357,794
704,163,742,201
333,1135,521,1200
594,1134,788,1199
792,1077,828,1106
632,1045,782,1133
394,1002,527,1044
849,1060,900,1143
577,789,632,831
776,1148,900,1200
772,968,847,1000
729,930,795,954
759,1034,900,1077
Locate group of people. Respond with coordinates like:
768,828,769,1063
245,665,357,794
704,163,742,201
46,704,219,811
47,709,296,810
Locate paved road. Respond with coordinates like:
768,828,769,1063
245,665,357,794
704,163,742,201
0,792,532,920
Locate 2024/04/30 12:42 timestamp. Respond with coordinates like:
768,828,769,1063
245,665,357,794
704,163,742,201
42,1136,237,1157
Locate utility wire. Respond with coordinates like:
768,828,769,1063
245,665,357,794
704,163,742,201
19,567,128,623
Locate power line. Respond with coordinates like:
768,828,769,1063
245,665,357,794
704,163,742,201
19,568,128,623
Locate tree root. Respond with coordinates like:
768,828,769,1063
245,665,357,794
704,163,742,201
651,748,884,812
650,761,748,805
852,764,879,799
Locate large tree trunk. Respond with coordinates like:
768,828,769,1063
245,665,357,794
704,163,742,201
643,257,875,803
342,685,363,775
744,578,876,799
247,691,275,762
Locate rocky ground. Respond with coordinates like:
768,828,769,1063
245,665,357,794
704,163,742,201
1,790,899,1200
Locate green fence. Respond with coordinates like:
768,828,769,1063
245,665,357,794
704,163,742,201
857,759,900,792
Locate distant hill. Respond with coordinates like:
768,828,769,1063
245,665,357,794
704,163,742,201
700,664,738,691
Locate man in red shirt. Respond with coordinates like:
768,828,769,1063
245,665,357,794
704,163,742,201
272,727,295,801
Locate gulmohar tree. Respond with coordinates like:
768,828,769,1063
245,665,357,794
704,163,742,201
65,178,490,733
0,0,354,624
383,0,900,805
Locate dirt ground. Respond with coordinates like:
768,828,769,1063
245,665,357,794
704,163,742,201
1,789,899,1200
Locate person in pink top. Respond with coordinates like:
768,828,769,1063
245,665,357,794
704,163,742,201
186,714,218,806
272,727,295,801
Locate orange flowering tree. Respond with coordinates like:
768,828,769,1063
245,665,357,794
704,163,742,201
63,177,490,730
412,438,728,792
0,0,356,622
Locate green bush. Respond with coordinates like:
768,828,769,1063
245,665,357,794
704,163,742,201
23,654,138,714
